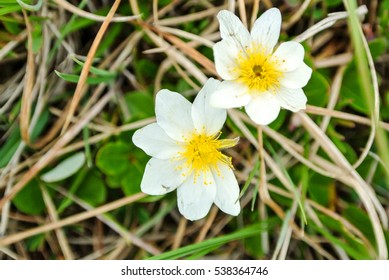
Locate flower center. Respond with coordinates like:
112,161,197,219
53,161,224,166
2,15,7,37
178,132,237,182
235,45,283,92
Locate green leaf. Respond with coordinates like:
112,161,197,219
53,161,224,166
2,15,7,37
268,109,286,130
0,127,21,168
176,79,192,93
71,56,117,78
96,23,122,57
244,234,264,259
382,0,389,10
307,173,334,207
304,71,329,107
25,234,45,252
31,21,42,53
0,108,49,168
12,179,45,215
121,164,143,196
327,125,358,163
158,0,173,6
60,17,93,37
325,0,343,7
96,141,131,176
3,20,21,34
266,142,307,224
285,0,300,7
54,70,115,85
368,37,387,60
1,0,24,6
134,58,157,83
125,91,154,121
121,162,164,203
339,63,369,114
57,166,89,214
343,205,375,242
106,174,122,188
41,152,85,183
31,107,50,141
76,169,106,206
0,5,21,16
314,215,371,259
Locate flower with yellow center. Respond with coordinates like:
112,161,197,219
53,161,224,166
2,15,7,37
211,8,312,125
132,78,240,221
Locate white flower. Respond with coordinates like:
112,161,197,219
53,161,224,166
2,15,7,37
211,8,312,125
132,78,240,221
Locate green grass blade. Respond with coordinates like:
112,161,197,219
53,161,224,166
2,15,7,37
148,218,279,260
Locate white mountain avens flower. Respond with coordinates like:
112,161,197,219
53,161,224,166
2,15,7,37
132,78,240,221
211,8,312,125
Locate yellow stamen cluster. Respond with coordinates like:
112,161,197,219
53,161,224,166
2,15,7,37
235,45,283,92
178,132,238,183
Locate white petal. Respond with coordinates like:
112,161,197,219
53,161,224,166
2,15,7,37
212,164,240,216
251,8,281,54
132,123,183,160
177,169,216,221
155,89,194,142
245,92,281,125
280,62,312,89
272,42,305,72
192,78,227,135
141,158,189,195
210,80,251,109
217,10,251,52
213,39,241,80
276,87,307,112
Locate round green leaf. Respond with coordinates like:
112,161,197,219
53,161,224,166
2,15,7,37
76,169,106,206
12,179,45,215
124,91,154,121
96,142,131,176
121,165,143,196
304,71,329,107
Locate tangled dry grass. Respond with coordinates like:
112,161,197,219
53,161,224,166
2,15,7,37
0,0,388,260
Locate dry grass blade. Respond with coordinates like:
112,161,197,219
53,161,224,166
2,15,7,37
250,0,260,29
54,0,140,22
19,10,35,145
298,112,388,259
62,0,122,133
305,105,389,131
157,6,225,26
0,31,27,61
294,5,368,43
0,91,114,211
195,206,218,243
314,53,353,68
238,0,248,28
154,25,215,48
144,29,207,84
40,185,74,260
268,183,375,255
1,0,387,261
0,193,146,247
143,23,217,76
172,218,187,250
52,186,160,256
310,65,346,156
283,0,312,30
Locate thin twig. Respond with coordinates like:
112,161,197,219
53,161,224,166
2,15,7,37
53,0,140,22
0,193,147,247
